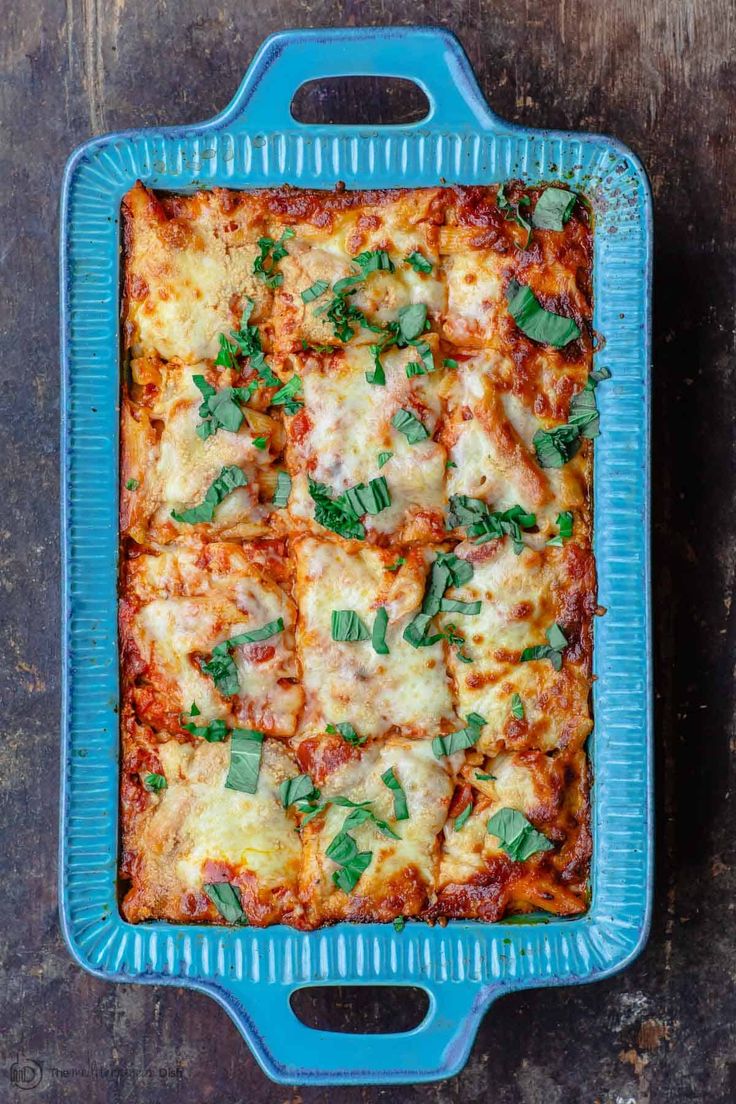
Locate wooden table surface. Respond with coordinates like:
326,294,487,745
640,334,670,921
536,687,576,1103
2,1,735,1101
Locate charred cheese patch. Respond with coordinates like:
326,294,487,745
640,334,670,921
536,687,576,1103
121,717,303,925
120,543,302,736
299,735,454,924
293,537,456,737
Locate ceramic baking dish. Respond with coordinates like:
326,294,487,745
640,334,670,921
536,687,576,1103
59,25,653,1085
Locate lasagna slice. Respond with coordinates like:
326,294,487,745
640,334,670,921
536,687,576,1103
120,541,302,737
438,539,594,756
284,343,447,542
293,536,457,739
297,733,455,925
433,746,591,920
121,356,286,543
120,710,303,926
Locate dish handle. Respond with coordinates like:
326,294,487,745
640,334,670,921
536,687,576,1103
219,26,499,134
211,975,499,1085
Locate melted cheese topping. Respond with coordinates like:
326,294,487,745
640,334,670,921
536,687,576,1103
120,182,595,928
300,735,454,924
294,537,456,737
122,544,302,736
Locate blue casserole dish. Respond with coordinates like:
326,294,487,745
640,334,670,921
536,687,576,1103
59,25,653,1086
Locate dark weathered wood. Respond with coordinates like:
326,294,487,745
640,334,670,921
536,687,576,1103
1,1,735,1100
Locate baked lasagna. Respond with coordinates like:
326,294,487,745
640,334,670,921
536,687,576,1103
119,180,600,928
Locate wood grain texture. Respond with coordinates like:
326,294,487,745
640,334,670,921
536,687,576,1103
1,1,735,1100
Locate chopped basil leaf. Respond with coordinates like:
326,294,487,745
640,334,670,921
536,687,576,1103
203,881,247,924
441,622,474,664
331,610,370,642
143,772,167,792
326,831,373,893
432,713,486,757
371,606,389,655
532,187,577,231
181,717,228,742
533,423,581,468
446,459,457,469
252,436,268,450
454,801,473,831
520,622,568,671
125,478,139,491
507,281,581,348
194,374,252,438
443,358,459,369
392,407,429,444
366,344,386,386
381,767,409,820
281,773,320,808
272,470,292,508
448,496,536,553
301,339,337,354
326,722,366,746
308,477,366,540
377,450,393,468
547,510,574,546
439,597,481,615
354,249,394,274
393,915,405,932
497,184,533,247
511,693,525,720
568,377,602,438
405,250,433,274
404,551,475,648
475,772,497,781
591,366,612,383
397,303,428,342
253,228,295,288
406,361,427,378
487,807,554,862
318,290,372,342
171,465,247,524
341,476,391,517
201,618,284,696
270,374,303,414
385,556,405,573
225,729,264,795
301,279,330,303
189,702,201,716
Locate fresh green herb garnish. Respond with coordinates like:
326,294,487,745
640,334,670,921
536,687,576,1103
454,801,473,831
371,606,389,655
366,344,386,386
253,228,295,288
272,470,291,508
497,184,533,247
443,358,459,369
171,465,247,525
325,722,366,746
301,279,330,303
381,767,409,820
404,551,474,648
193,375,254,439
520,622,568,671
486,808,554,861
392,407,430,444
396,303,428,342
448,496,536,553
441,622,474,664
308,478,366,541
203,882,247,924
377,450,393,468
534,368,611,466
507,280,581,348
252,436,268,450
326,831,373,893
432,712,487,758
270,374,303,414
225,729,264,794
406,361,427,378
532,187,577,230
475,772,497,781
125,478,139,491
341,476,391,517
280,773,320,808
511,693,525,720
201,618,285,696
331,610,370,642
181,717,228,742
143,772,167,792
393,915,406,932
405,250,433,274
385,556,405,573
547,511,574,546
